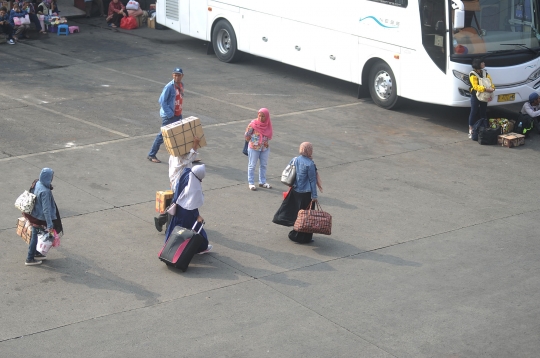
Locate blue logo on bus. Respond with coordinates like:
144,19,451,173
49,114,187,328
359,16,400,28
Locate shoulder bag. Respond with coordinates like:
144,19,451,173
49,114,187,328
294,200,332,235
281,157,297,186
15,190,36,214
470,70,493,102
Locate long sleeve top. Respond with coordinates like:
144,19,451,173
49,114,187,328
521,101,540,117
469,70,495,94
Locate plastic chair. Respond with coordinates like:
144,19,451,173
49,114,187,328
68,26,79,33
57,24,69,36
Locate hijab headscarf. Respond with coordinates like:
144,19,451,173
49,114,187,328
299,142,323,192
249,108,273,140
176,164,205,210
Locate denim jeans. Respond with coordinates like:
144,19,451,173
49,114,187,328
148,115,182,157
469,93,487,127
26,226,40,261
247,147,270,185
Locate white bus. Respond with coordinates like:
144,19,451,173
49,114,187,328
155,0,540,109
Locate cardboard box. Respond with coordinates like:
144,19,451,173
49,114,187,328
156,190,173,213
161,116,206,157
498,132,525,148
16,217,32,244
148,17,155,29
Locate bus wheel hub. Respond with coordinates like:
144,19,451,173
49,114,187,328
374,71,392,100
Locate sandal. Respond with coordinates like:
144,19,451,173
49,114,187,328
259,183,272,189
147,156,161,163
249,184,256,191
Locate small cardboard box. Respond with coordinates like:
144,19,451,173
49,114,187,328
161,116,206,157
498,132,525,148
148,17,155,29
16,217,32,244
156,190,173,213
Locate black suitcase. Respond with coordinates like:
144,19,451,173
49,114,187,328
158,222,205,271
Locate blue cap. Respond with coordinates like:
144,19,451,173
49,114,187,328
529,92,539,103
173,68,183,74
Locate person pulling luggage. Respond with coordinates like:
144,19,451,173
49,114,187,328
164,164,212,254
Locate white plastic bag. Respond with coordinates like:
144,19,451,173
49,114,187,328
37,231,53,254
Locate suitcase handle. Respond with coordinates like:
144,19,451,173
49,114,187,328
192,221,204,233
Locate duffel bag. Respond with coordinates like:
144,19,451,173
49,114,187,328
478,126,499,145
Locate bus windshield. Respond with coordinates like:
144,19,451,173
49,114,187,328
452,0,540,55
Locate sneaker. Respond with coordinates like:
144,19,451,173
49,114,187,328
259,183,272,189
198,244,212,254
25,259,42,266
8,39,15,45
249,184,256,191
34,252,47,260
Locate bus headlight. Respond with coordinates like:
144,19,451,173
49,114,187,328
528,68,540,81
453,70,470,85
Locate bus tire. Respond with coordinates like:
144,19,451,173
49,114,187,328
212,20,242,63
369,62,400,110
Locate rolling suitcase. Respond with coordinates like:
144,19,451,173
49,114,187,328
158,222,205,271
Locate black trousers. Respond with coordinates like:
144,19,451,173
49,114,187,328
0,23,14,39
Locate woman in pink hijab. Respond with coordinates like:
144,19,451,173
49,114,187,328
244,108,273,190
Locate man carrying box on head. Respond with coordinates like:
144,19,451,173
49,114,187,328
148,67,185,164
518,92,540,135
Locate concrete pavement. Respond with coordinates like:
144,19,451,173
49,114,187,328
1,19,540,357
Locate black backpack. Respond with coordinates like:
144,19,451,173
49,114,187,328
471,118,488,141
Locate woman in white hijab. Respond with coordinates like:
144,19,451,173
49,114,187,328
154,137,201,232
164,164,212,254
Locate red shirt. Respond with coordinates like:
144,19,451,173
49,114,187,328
174,83,183,116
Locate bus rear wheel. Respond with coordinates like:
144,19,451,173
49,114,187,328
212,20,242,63
369,62,400,110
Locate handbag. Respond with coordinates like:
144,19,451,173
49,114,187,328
20,15,31,25
36,230,53,254
281,157,297,186
15,190,36,214
242,140,248,156
470,70,493,102
120,16,138,30
294,200,332,235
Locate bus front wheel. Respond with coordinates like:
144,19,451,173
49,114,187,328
369,62,400,110
212,20,242,63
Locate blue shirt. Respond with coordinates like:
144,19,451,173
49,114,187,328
292,155,317,199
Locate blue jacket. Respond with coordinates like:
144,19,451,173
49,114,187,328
159,80,183,119
31,168,57,229
292,155,318,199
9,9,28,26
0,13,10,24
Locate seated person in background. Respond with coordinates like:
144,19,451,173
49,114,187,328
37,0,51,15
50,0,59,14
106,0,126,28
519,92,540,134
22,1,47,34
0,6,16,44
9,2,30,40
